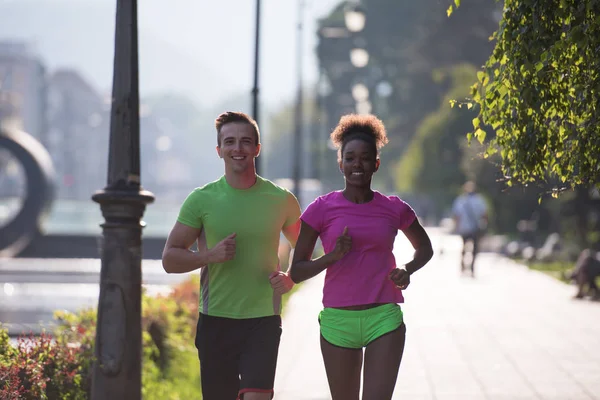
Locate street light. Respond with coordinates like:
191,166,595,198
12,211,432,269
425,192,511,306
91,0,154,398
292,0,305,205
345,3,368,69
351,83,369,102
355,100,372,115
350,48,369,68
344,2,366,33
252,0,261,174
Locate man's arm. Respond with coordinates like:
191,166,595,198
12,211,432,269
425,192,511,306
163,223,237,274
450,197,462,232
280,193,302,265
162,222,213,274
282,219,301,248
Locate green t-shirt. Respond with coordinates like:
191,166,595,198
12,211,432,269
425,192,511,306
177,175,301,319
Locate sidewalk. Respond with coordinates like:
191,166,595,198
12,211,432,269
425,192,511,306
275,230,600,400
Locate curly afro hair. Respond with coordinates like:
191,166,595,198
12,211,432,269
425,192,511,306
330,114,389,158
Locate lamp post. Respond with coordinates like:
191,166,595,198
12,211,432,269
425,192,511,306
90,0,154,398
252,0,261,174
292,0,305,205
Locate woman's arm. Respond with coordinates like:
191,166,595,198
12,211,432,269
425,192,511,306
390,218,434,288
289,221,350,283
402,218,434,275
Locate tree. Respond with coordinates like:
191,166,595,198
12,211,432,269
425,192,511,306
462,0,600,189
316,0,501,190
264,93,328,185
395,64,478,214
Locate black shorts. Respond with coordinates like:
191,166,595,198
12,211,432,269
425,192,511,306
195,313,282,400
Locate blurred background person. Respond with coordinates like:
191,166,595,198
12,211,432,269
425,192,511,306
451,181,488,277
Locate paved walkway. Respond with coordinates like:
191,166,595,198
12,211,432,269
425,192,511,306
275,230,600,400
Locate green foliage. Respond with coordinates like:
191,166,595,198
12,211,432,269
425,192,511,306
461,0,600,188
1,271,304,400
315,0,501,193
0,329,91,400
141,277,202,400
395,64,479,210
265,94,328,184
0,277,204,400
459,139,552,234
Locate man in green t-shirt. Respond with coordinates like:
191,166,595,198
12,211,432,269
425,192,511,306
162,111,301,400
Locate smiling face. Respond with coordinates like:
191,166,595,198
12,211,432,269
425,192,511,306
216,122,261,174
339,138,380,187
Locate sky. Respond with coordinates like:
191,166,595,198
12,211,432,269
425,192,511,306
134,0,340,107
0,0,344,116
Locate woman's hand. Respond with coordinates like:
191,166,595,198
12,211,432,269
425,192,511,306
330,226,352,261
390,267,410,290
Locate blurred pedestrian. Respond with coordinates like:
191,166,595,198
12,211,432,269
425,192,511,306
451,181,488,277
569,248,600,300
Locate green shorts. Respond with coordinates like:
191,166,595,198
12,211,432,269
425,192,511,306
318,303,404,349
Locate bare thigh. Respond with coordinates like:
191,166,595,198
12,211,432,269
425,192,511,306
320,335,363,400
362,323,406,400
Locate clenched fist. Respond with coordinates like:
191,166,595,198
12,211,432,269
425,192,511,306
330,226,352,262
389,267,410,290
269,271,294,295
208,233,236,264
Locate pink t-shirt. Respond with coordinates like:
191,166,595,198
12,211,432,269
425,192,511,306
301,191,417,308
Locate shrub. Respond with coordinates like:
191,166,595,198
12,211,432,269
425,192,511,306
0,277,202,400
0,329,91,400
1,268,301,399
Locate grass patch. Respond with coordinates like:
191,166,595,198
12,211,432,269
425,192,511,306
527,260,600,288
527,260,572,283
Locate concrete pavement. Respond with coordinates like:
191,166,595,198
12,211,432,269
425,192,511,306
275,230,600,400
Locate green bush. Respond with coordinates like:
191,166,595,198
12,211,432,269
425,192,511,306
0,276,202,400
0,328,92,400
0,270,304,399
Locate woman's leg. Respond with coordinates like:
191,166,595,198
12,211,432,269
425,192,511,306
362,323,406,400
320,335,363,400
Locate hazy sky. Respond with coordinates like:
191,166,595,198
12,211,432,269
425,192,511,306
0,0,341,109
0,0,343,120
135,0,340,108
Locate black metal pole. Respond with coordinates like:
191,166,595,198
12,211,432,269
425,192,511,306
252,0,261,175
91,0,154,398
292,0,304,205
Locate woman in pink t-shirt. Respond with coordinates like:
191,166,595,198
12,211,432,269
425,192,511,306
289,114,433,400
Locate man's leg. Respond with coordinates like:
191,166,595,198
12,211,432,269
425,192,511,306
460,235,468,273
238,315,282,400
471,234,479,276
195,314,241,400
574,269,587,298
589,274,599,299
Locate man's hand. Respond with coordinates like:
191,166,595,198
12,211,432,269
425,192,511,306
389,267,410,290
269,271,295,295
330,226,352,262
207,233,236,264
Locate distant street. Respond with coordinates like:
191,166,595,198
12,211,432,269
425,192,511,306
0,258,190,336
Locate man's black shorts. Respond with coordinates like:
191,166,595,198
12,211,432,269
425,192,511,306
195,313,282,400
